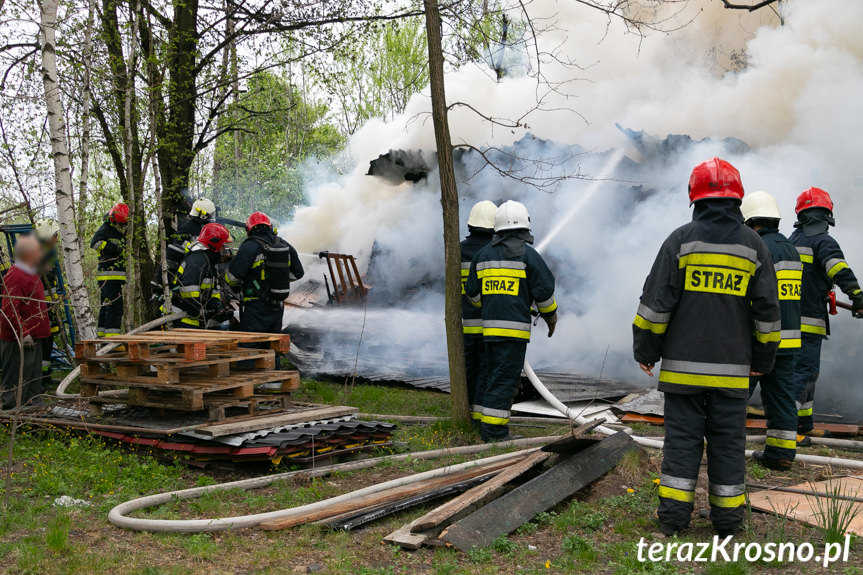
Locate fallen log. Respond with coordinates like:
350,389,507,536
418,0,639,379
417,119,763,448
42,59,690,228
440,431,636,551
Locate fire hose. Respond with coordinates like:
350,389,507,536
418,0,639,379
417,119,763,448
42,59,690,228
55,311,187,398
108,436,556,532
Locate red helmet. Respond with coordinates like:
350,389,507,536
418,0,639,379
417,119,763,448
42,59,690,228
245,211,271,231
688,157,744,204
108,203,130,224
795,187,833,214
198,223,232,252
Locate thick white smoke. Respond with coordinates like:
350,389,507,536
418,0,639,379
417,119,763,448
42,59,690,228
282,0,863,417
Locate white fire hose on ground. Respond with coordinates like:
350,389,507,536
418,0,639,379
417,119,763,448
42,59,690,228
523,360,863,468
109,436,556,532
55,312,187,398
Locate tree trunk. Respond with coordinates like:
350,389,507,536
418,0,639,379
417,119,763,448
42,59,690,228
38,0,97,340
76,0,96,255
423,0,469,425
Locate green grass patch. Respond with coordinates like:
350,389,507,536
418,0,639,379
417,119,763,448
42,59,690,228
297,380,451,417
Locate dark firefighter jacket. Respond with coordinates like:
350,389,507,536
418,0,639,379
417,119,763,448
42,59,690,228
40,247,62,334
225,227,304,304
632,199,781,398
464,234,557,342
790,223,862,338
460,230,494,336
173,244,223,323
89,221,126,281
757,227,803,353
166,217,206,271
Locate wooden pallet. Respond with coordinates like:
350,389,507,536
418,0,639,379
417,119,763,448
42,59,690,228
82,370,299,407
88,391,293,421
79,349,277,384
75,329,291,362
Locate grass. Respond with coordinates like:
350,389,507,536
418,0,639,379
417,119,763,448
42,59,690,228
0,380,861,574
807,479,863,544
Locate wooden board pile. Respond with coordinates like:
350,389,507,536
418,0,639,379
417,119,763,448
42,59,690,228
258,428,638,552
76,329,299,421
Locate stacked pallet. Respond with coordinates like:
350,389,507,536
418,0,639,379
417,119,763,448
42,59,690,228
76,329,300,421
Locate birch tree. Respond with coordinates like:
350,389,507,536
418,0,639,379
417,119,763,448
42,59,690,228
38,0,96,339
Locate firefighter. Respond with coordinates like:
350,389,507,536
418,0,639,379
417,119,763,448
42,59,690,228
789,187,863,441
225,212,304,348
90,203,128,337
167,199,217,273
461,200,497,424
34,218,62,389
741,191,802,470
465,200,557,442
173,223,234,329
633,158,780,537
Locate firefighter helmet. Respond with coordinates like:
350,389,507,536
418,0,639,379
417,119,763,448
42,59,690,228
494,200,531,232
198,223,232,252
688,157,744,204
189,198,217,221
245,211,271,231
108,203,130,224
467,200,497,230
741,191,781,223
34,218,60,241
795,187,833,214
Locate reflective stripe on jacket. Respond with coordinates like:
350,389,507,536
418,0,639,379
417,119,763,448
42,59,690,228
460,231,493,335
464,239,557,342
758,228,803,353
633,200,780,397
790,229,862,337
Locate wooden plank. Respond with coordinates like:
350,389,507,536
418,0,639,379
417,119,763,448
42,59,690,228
440,432,636,551
409,450,549,534
196,405,360,437
383,519,432,550
541,434,601,454
749,477,863,535
259,460,516,531
81,370,298,393
322,477,488,531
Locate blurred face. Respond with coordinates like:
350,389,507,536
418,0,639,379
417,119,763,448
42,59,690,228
15,237,41,268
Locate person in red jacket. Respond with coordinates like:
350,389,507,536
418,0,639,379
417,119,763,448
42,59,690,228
1,235,50,409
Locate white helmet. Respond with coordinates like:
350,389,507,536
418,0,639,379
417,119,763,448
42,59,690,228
741,190,781,222
34,218,60,241
189,198,216,221
494,200,531,233
467,200,497,230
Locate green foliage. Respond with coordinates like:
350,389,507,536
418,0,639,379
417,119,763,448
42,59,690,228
0,426,186,535
489,535,517,556
45,513,70,553
807,479,863,544
703,561,749,575
212,71,344,221
553,501,608,533
562,534,599,562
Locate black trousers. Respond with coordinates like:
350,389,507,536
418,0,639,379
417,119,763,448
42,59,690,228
39,336,53,389
791,334,822,433
97,279,124,337
1,340,43,409
480,339,527,441
240,300,284,368
749,353,798,462
658,391,747,532
464,334,487,422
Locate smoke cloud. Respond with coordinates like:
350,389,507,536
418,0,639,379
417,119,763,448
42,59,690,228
281,0,863,418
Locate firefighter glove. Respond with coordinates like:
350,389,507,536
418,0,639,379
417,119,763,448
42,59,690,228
22,335,35,347
544,312,557,338
852,297,863,319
